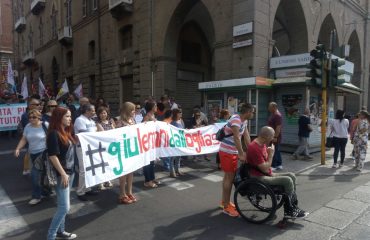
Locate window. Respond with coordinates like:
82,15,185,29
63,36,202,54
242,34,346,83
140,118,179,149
51,4,57,39
65,0,72,26
181,41,202,64
119,25,133,50
82,0,87,17
88,41,95,60
66,51,73,67
92,0,98,10
89,75,96,98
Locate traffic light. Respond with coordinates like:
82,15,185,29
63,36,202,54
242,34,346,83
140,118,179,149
329,58,346,87
306,44,326,87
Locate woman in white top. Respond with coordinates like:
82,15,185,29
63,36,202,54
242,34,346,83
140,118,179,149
328,110,349,168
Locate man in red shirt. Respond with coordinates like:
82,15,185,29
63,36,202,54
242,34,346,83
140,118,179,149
247,126,308,219
219,103,254,217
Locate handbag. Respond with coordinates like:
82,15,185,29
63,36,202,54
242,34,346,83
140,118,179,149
44,152,58,188
325,129,334,148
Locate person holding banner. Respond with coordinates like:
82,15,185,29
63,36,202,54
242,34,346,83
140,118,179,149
142,101,160,188
74,104,99,201
170,108,185,177
116,102,138,204
219,103,254,217
46,107,77,240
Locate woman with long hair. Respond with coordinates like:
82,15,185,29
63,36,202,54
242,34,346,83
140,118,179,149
46,107,77,240
14,109,50,205
352,111,369,171
169,108,185,177
328,109,349,168
116,102,137,204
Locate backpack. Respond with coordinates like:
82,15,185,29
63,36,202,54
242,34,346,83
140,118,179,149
216,123,233,141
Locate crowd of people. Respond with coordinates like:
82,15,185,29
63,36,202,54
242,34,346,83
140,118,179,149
9,92,369,239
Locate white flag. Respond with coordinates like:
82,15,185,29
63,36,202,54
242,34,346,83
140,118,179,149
6,59,15,87
73,83,83,98
56,79,69,100
38,78,47,98
21,75,28,99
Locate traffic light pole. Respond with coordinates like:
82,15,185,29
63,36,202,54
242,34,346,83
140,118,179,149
321,59,327,165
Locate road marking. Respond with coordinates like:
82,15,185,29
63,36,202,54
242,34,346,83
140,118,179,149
0,149,26,156
0,185,29,238
167,182,194,191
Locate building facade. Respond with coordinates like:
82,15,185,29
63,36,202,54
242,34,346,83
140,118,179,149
1,0,13,77
12,0,370,120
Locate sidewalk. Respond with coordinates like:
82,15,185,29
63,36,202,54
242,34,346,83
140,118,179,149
279,143,370,176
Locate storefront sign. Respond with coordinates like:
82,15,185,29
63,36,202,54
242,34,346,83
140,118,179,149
77,121,225,187
233,22,253,37
233,39,253,49
199,77,255,90
0,103,27,131
275,68,307,78
270,53,312,69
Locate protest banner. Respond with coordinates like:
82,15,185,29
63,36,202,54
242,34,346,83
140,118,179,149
77,121,226,188
0,103,27,131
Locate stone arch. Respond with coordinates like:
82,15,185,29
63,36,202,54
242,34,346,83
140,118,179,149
272,0,308,56
345,30,362,114
317,14,339,50
160,0,215,117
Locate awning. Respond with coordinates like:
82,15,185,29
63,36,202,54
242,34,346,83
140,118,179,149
198,77,273,91
335,82,362,95
272,77,309,85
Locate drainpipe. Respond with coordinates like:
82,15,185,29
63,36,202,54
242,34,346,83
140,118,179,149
362,4,370,109
97,0,103,95
150,0,154,97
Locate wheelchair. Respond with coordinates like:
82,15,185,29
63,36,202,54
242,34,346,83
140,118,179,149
233,164,287,224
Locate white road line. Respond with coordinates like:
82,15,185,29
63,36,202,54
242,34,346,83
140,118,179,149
0,185,29,238
0,149,26,156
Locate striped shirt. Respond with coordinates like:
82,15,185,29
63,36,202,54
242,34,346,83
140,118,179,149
219,114,248,154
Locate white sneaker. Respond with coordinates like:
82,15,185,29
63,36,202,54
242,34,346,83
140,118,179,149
332,163,338,168
276,165,283,170
22,170,31,175
28,198,41,205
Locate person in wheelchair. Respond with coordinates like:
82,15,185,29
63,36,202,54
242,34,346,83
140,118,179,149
246,126,308,219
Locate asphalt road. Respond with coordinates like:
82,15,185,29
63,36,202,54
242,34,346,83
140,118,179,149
1,134,370,240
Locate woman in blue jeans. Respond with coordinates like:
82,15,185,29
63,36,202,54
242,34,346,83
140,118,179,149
329,110,349,168
46,107,77,240
14,109,49,205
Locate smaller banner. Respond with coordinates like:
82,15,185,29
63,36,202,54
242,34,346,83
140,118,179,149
0,103,27,131
77,121,226,188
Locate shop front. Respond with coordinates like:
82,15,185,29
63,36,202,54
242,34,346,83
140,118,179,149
198,77,272,137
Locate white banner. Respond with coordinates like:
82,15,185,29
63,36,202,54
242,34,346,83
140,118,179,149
77,121,225,188
0,103,27,131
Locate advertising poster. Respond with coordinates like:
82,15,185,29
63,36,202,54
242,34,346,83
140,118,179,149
227,96,238,115
282,94,302,125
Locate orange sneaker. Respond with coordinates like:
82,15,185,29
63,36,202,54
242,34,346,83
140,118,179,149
219,201,235,209
223,204,239,217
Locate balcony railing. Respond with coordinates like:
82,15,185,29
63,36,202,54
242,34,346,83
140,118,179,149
31,0,46,15
58,26,73,46
109,0,133,19
22,51,35,65
14,17,26,32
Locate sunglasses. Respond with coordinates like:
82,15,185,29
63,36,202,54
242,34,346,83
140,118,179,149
30,103,40,106
48,105,57,107
28,116,38,119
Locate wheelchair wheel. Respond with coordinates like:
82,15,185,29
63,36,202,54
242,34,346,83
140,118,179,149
234,180,277,224
275,192,284,210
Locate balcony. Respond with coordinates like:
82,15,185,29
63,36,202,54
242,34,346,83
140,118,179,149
22,51,35,65
109,0,133,19
58,26,73,46
14,17,26,32
31,0,46,15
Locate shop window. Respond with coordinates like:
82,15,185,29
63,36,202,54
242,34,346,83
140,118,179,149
88,41,95,60
181,40,201,64
119,25,132,50
82,0,87,17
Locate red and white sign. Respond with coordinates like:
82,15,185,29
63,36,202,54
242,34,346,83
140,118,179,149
0,103,27,131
